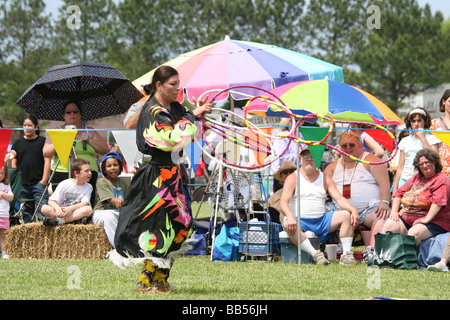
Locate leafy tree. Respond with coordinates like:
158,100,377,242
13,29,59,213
169,0,305,53
301,0,368,68
110,0,306,82
0,0,58,125
53,0,116,62
352,0,450,112
0,0,51,61
108,0,175,81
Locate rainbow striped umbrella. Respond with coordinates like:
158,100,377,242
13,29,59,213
246,79,402,125
133,36,344,103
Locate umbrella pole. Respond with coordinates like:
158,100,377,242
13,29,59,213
296,124,302,265
210,161,225,261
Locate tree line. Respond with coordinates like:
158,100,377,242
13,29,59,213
1,0,449,126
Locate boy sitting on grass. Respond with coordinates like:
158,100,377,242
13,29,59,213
42,158,93,226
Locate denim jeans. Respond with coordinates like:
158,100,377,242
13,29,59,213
20,182,49,223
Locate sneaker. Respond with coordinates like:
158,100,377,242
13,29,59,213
427,261,449,272
43,217,58,227
312,250,330,265
340,251,358,265
1,253,9,259
363,246,375,263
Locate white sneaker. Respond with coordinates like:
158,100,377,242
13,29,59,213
427,261,448,272
312,250,330,265
1,253,9,259
339,251,358,265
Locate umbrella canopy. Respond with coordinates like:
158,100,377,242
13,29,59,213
246,79,402,125
17,61,143,121
133,36,344,104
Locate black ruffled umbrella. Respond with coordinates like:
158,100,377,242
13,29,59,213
17,61,143,121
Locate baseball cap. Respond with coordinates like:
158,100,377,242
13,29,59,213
101,152,122,163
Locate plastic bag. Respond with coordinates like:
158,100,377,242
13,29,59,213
369,232,418,269
212,225,240,262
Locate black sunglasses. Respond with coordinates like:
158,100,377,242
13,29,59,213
65,109,80,114
341,143,356,149
281,169,295,175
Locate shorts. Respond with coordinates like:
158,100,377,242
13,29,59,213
0,217,10,230
326,200,376,224
399,215,448,236
359,205,378,224
283,210,335,243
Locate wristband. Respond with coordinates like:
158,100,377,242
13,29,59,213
381,200,390,205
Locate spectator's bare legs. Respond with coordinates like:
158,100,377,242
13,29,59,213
329,210,354,238
363,212,387,246
382,218,433,246
41,204,92,223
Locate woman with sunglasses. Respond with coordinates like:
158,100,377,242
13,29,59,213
324,131,391,262
44,102,109,205
273,161,297,193
382,149,450,247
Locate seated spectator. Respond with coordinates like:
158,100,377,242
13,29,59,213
41,158,93,226
273,161,296,193
93,152,129,248
109,143,129,173
280,146,360,265
392,107,440,193
427,234,450,272
382,149,450,246
324,131,391,262
266,162,296,224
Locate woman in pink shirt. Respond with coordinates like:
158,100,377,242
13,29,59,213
383,149,450,246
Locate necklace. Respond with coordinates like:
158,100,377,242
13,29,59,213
341,159,358,199
342,159,358,183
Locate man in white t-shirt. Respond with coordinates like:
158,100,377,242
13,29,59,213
280,146,359,265
42,158,93,226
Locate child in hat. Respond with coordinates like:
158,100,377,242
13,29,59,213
92,152,129,247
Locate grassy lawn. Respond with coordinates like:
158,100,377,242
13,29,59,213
1,203,448,302
1,253,448,301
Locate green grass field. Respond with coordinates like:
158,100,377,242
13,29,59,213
0,255,449,301
1,204,448,301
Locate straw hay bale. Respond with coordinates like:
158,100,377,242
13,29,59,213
7,222,113,260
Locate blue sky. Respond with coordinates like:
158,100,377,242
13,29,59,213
418,0,449,18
